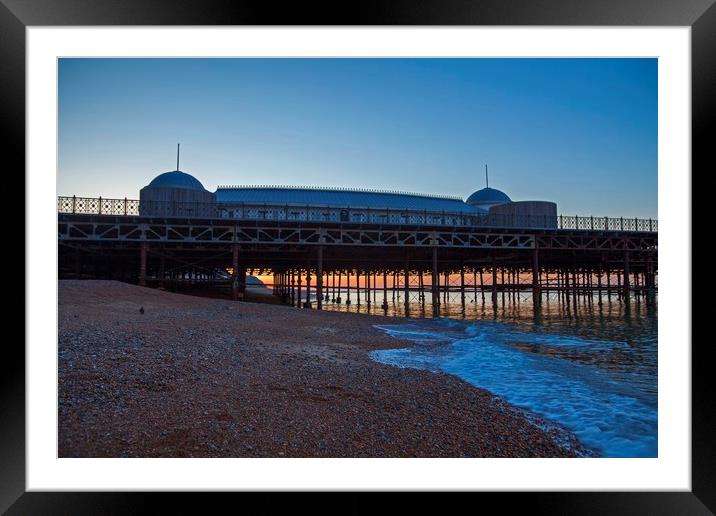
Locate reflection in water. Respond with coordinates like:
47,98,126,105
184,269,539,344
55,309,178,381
320,288,654,329
321,290,658,458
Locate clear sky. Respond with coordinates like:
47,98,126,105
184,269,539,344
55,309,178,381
58,58,657,218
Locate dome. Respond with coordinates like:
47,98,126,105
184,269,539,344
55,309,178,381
146,170,207,191
466,187,512,207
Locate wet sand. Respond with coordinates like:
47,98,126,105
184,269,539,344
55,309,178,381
58,280,583,457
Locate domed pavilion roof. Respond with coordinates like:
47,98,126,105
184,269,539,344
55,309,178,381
466,187,512,207
146,170,207,191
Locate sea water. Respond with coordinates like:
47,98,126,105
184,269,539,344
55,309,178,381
361,293,657,458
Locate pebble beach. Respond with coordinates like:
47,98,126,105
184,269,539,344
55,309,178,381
58,280,585,457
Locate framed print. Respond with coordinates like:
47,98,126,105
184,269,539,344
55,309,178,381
4,0,712,512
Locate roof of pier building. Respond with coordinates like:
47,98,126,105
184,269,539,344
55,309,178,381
214,185,489,213
465,187,512,208
145,170,210,191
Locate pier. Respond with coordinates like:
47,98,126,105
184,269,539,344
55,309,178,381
58,196,657,316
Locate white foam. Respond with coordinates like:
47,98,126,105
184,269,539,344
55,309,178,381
371,320,657,458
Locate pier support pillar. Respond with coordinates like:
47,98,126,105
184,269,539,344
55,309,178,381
373,271,377,304
282,271,290,303
366,270,371,307
473,269,477,302
382,270,389,311
418,272,424,303
392,272,396,302
431,247,440,317
501,267,506,306
138,242,148,286
460,264,466,307
346,269,351,305
297,269,302,307
291,270,295,305
491,257,498,307
238,266,246,300
646,254,656,304
572,268,578,306
316,246,323,310
532,248,541,307
304,265,312,309
404,258,410,315
329,271,334,302
623,251,631,305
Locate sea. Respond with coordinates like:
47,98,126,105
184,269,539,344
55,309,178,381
320,289,658,458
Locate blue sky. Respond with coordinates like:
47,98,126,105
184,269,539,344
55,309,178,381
58,58,657,218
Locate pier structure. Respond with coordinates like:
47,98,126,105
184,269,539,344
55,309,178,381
58,196,657,316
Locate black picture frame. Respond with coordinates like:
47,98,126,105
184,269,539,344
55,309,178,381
3,0,711,512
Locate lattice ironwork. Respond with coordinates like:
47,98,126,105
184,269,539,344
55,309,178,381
59,213,657,253
58,196,140,216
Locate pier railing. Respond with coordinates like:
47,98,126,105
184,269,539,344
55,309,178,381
57,196,657,232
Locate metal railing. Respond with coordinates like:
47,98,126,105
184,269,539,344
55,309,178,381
57,196,657,232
